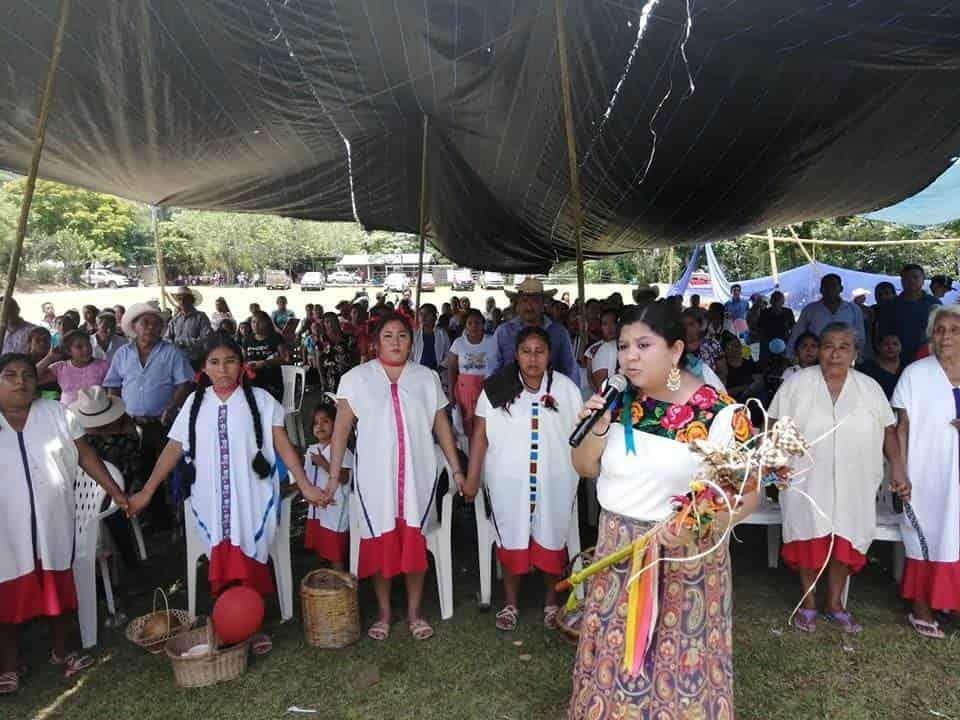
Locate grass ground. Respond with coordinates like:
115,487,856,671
4,505,959,720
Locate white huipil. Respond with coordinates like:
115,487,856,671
475,372,582,572
169,386,285,564
891,357,960,564
768,367,895,553
304,443,354,533
1,400,84,585
336,360,447,547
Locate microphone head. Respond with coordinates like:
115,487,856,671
606,374,628,393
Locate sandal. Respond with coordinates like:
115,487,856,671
0,672,18,696
251,632,273,656
50,652,95,678
495,604,519,632
825,610,863,635
543,605,561,630
408,619,434,641
367,621,390,641
792,608,817,633
908,613,945,640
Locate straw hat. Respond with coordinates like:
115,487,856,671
69,386,127,429
505,277,557,300
170,286,203,306
122,301,166,336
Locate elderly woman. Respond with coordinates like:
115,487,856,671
769,323,898,633
464,327,581,631
568,302,760,719
889,305,960,638
0,355,128,694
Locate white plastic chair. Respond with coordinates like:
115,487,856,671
74,461,126,649
184,492,295,622
349,446,455,620
476,492,583,608
281,365,307,414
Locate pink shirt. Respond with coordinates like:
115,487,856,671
50,359,110,406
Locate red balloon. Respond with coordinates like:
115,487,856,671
211,586,264,645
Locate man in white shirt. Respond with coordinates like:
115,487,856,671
786,273,865,357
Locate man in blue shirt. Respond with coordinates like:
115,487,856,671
724,284,750,322
493,278,578,385
876,264,941,363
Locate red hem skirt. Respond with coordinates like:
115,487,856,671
454,374,485,437
304,519,348,565
0,566,77,625
208,540,274,598
497,538,568,577
781,535,867,574
357,520,428,580
900,558,960,611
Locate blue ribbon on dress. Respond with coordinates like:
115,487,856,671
620,389,636,455
684,352,704,379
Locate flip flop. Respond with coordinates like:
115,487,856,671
250,633,273,656
367,621,390,641
792,608,817,633
908,613,945,640
495,604,519,632
825,610,863,634
0,672,19,696
408,619,434,641
543,605,561,630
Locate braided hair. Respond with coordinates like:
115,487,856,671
183,332,272,490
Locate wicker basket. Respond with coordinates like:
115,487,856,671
300,568,361,648
557,547,595,643
165,621,249,688
125,589,194,655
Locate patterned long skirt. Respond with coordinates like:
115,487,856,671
568,510,734,720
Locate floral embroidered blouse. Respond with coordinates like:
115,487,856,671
619,383,752,445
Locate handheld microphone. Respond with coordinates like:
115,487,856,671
569,374,628,448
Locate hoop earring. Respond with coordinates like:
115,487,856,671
666,365,681,392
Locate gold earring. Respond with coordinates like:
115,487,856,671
666,365,681,392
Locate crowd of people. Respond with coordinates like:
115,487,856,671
1,263,957,719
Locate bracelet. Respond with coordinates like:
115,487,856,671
591,425,610,438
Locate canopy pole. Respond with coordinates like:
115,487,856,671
786,225,816,264
415,115,429,311
0,0,72,349
767,228,780,287
555,0,586,347
151,206,169,311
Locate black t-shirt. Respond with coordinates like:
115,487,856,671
242,334,284,399
726,358,758,392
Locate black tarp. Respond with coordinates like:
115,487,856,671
2,1,960,271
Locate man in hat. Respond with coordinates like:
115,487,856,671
165,286,211,365
104,302,194,528
492,278,578,384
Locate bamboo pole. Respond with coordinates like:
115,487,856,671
555,0,587,349
0,0,72,350
767,228,779,286
151,206,169,311
746,232,960,247
415,115,429,311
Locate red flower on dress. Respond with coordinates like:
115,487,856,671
689,385,719,411
660,403,695,430
541,394,558,411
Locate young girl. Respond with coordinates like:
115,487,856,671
128,333,325,654
447,309,498,439
37,330,110,406
303,403,354,569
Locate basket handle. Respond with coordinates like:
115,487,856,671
152,587,171,617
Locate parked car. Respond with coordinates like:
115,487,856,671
265,269,291,290
384,272,409,292
479,271,504,289
327,270,359,285
80,267,135,289
300,271,325,291
452,268,475,291
419,272,436,292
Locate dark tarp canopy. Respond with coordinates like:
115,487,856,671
2,0,960,272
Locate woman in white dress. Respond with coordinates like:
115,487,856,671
0,354,128,694
769,323,898,633
447,308,498,440
568,302,760,720
129,334,325,655
303,403,353,570
464,327,582,631
889,305,960,639
324,313,465,642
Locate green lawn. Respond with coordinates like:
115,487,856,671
5,511,959,720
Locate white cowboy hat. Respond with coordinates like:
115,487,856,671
68,386,127,429
505,277,557,300
122,301,166,336
168,286,203,306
